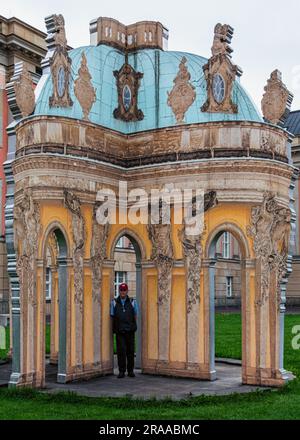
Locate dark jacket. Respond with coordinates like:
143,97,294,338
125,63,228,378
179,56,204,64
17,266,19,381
112,296,137,334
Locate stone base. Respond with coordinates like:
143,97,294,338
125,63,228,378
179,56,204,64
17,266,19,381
243,368,295,388
58,365,114,384
9,363,114,388
142,360,217,381
9,371,44,388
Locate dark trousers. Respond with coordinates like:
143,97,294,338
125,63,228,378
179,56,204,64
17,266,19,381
116,332,135,373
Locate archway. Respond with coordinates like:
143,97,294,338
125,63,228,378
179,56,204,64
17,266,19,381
205,222,251,382
110,230,144,370
42,226,69,385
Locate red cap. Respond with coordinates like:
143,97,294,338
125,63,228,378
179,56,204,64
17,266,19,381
119,283,128,292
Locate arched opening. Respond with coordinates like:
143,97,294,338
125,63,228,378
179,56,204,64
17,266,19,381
43,227,68,385
206,223,250,382
111,231,143,371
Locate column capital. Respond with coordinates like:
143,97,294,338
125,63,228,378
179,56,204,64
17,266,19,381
202,258,217,268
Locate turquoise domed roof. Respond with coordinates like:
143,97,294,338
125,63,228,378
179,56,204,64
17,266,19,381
34,44,263,134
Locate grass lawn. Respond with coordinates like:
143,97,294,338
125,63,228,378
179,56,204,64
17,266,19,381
0,326,10,361
0,313,299,419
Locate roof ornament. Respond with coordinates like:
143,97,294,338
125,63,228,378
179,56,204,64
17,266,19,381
261,70,293,126
53,14,67,48
74,52,96,121
46,14,73,108
167,56,196,124
6,62,35,120
211,23,234,57
113,53,144,122
201,23,242,114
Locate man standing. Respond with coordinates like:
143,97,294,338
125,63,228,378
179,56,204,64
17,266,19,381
110,283,137,378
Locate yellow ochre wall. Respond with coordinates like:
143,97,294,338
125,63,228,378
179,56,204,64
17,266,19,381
37,201,255,371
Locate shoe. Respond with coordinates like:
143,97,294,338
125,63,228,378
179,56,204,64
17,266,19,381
117,372,125,378
128,371,135,378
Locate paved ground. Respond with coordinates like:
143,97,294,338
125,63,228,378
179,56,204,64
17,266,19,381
45,362,269,400
0,360,270,400
0,361,11,387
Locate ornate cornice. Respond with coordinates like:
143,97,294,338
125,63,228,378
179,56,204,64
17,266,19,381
15,116,291,166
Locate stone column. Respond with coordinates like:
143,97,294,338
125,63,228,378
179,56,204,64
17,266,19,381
57,257,68,383
202,258,217,381
50,266,58,364
242,259,256,384
4,63,39,388
147,220,173,370
247,192,295,386
63,190,85,375
135,261,142,369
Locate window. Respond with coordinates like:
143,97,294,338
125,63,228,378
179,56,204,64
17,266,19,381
45,267,52,301
57,66,66,98
222,232,231,259
212,74,225,104
122,85,132,111
116,237,125,248
226,276,233,298
116,237,134,250
114,271,128,297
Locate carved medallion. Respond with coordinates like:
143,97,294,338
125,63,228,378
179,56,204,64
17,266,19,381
13,63,35,118
113,60,144,122
49,15,73,108
261,70,293,126
74,52,96,121
167,57,196,124
247,192,291,307
201,23,242,114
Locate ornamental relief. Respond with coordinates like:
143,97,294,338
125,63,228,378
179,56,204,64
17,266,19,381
52,14,68,48
14,189,41,307
179,191,218,313
147,202,174,306
90,202,111,304
74,52,96,121
49,15,73,108
167,56,196,124
47,231,59,269
202,23,242,114
14,63,35,118
113,59,144,122
261,70,293,126
247,192,291,308
64,190,86,312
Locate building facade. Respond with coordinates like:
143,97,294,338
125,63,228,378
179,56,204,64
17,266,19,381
0,16,46,315
284,111,300,307
4,15,296,389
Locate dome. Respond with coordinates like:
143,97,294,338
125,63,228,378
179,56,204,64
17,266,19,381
34,43,263,134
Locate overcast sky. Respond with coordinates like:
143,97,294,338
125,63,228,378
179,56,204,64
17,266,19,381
3,0,300,111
